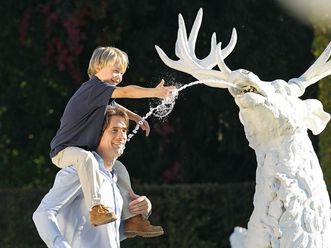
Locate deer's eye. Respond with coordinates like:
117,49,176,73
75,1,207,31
242,86,258,93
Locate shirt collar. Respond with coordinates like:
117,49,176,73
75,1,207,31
92,151,118,182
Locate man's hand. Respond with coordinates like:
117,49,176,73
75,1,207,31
128,191,152,215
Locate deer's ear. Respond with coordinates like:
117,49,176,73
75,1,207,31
303,99,330,135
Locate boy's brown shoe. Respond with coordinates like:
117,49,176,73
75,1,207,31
124,214,164,238
90,204,118,226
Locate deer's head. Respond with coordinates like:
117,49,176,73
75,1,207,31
155,9,330,147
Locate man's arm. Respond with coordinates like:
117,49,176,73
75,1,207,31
128,191,152,218
33,167,81,248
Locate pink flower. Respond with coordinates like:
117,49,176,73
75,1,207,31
162,161,182,183
19,9,31,46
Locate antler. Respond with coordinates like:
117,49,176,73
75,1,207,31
155,8,238,88
289,42,331,97
156,8,331,97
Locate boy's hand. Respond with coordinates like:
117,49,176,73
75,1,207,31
155,79,177,99
132,115,150,136
128,191,152,215
137,119,150,136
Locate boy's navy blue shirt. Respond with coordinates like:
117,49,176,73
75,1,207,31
50,76,115,158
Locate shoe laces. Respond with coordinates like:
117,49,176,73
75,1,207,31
96,205,110,213
141,216,151,225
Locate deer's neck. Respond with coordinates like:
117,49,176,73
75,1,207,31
254,131,316,167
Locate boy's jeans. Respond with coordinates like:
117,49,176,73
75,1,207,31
51,146,101,209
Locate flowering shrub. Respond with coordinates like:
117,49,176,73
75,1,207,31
0,0,322,187
19,1,97,82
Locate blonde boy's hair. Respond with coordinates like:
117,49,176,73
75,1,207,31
87,46,129,78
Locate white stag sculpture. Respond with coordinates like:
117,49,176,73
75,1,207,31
156,9,331,248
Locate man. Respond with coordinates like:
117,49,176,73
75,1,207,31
33,107,163,247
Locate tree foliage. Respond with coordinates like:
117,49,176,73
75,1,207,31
312,23,331,185
1,0,324,187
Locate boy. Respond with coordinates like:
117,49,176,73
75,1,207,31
50,46,174,226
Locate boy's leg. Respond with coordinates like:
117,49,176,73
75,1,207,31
52,146,117,225
51,147,100,208
114,161,164,238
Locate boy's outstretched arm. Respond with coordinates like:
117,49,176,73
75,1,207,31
112,79,176,99
115,103,150,136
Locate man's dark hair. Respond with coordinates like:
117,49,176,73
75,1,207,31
102,106,129,133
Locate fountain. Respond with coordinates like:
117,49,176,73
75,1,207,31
127,79,237,141
155,8,331,248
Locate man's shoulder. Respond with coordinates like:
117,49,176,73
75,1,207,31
56,165,78,178
114,160,124,166
60,165,77,173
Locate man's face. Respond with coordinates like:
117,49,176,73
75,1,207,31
105,63,126,85
99,115,128,158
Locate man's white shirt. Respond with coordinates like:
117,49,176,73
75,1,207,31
33,152,124,248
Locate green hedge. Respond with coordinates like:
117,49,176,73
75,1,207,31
2,183,330,248
312,25,331,185
319,76,331,185
1,183,255,248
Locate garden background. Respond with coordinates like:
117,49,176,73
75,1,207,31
0,0,330,247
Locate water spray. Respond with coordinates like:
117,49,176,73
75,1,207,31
127,79,239,141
